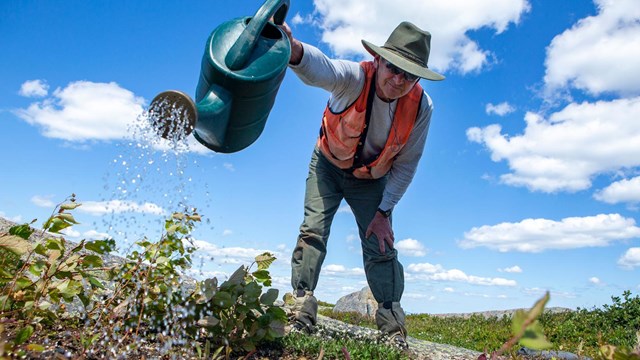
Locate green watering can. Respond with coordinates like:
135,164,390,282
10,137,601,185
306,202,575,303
150,0,290,153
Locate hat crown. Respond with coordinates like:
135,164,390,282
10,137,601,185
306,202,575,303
383,22,431,67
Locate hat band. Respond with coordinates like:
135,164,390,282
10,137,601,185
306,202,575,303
382,46,427,68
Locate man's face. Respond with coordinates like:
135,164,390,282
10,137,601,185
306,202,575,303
374,57,419,102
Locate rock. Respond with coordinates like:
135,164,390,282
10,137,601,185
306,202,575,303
333,286,378,318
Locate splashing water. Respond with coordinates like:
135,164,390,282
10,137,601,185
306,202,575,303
91,98,216,357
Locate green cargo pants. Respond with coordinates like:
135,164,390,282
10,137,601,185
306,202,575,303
290,147,406,335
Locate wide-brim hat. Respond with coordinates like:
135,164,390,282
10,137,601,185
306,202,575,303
362,21,445,81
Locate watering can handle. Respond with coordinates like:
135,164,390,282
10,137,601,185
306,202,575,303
225,0,290,71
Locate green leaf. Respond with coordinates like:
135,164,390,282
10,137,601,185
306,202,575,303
0,234,33,255
243,281,261,303
60,202,81,210
212,291,234,309
84,239,115,254
202,278,218,302
197,315,220,328
88,276,105,289
45,238,64,251
82,254,103,268
223,266,247,288
58,213,79,224
252,269,270,283
9,224,34,240
46,217,71,233
15,325,34,345
255,252,276,270
519,321,553,350
28,261,46,277
260,288,279,306
26,343,45,352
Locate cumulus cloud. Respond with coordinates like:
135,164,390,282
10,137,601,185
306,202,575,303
15,80,146,142
193,239,279,265
31,195,56,208
395,238,428,257
589,277,601,285
486,102,515,116
460,214,640,252
407,262,516,286
322,264,365,276
498,265,522,273
19,79,49,97
298,0,530,75
467,97,640,193
544,0,640,96
618,247,640,269
594,176,640,205
78,200,165,216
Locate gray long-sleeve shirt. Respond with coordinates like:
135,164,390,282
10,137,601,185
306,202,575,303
289,43,434,211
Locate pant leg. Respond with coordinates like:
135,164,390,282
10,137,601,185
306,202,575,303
343,175,407,336
291,148,344,293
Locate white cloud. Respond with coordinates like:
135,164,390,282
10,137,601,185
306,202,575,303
83,229,111,240
618,247,640,269
408,262,516,286
78,200,165,216
395,238,428,257
15,81,146,142
594,176,640,205
19,79,49,97
322,264,365,276
498,265,522,273
337,204,353,214
589,277,601,285
300,0,530,74
544,0,640,96
443,287,455,292
193,239,279,265
60,228,81,238
467,97,640,193
223,163,235,172
222,229,233,236
461,214,640,252
486,102,515,116
31,195,55,208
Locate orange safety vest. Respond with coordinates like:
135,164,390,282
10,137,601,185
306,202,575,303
317,61,423,179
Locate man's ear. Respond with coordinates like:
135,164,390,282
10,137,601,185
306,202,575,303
373,55,380,69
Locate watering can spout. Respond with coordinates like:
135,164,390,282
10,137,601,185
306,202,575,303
148,0,290,153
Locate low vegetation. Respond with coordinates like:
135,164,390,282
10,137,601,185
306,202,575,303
1,194,638,359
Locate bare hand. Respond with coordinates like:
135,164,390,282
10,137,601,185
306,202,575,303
365,212,394,254
278,22,303,65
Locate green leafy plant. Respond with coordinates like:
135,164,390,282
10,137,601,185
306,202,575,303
0,194,115,357
189,252,287,357
0,195,287,359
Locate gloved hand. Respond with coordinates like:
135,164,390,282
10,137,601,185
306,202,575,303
365,212,394,254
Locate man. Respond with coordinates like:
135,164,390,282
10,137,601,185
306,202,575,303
282,21,444,347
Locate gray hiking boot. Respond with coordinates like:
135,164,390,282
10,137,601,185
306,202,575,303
388,331,409,350
283,289,318,334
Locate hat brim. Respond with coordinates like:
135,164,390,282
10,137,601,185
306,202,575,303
362,40,445,81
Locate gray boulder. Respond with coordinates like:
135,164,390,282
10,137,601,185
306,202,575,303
332,286,378,318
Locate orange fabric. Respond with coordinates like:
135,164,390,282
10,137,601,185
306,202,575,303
317,61,422,179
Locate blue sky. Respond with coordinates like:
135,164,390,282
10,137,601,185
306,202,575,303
1,0,639,315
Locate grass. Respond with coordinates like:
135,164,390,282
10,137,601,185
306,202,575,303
319,290,640,359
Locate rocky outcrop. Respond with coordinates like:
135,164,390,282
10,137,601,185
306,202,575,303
332,286,378,318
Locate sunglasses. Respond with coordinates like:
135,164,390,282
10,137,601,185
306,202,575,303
383,59,419,82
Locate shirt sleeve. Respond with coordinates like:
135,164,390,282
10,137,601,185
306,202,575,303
288,43,365,112
378,93,434,211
